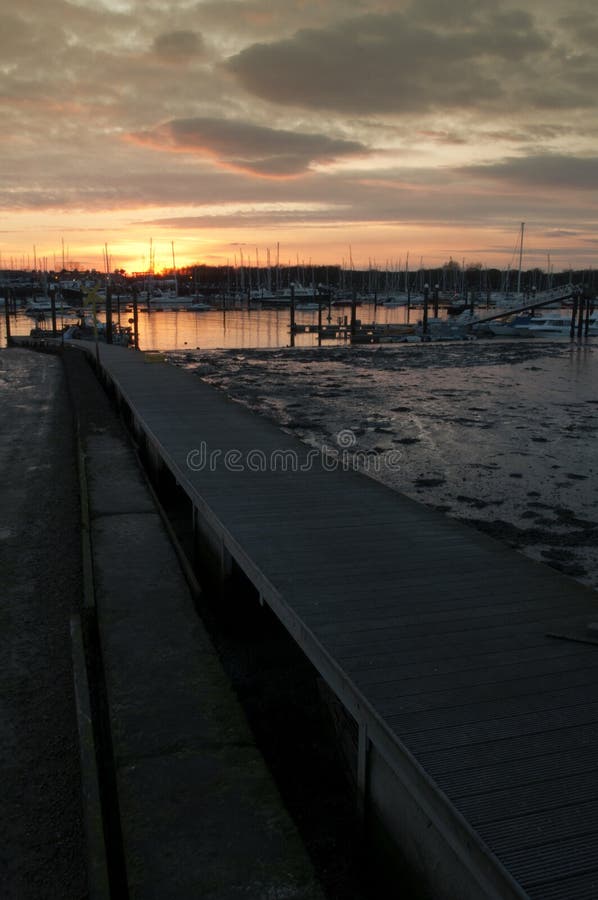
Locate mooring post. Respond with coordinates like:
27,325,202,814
50,286,57,335
433,284,439,318
577,292,585,339
132,287,139,351
105,284,113,344
422,283,429,339
289,283,296,347
3,290,11,345
570,290,578,338
318,299,322,347
585,294,593,335
350,288,357,337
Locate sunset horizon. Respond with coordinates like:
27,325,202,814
2,1,597,277
1,220,594,278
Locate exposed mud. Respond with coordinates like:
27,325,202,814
169,340,598,590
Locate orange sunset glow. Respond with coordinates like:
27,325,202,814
2,1,597,274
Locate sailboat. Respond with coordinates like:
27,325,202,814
490,223,528,307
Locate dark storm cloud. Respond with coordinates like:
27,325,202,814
134,117,367,176
460,154,598,190
557,10,598,44
152,30,205,61
225,8,548,114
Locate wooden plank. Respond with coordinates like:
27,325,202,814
369,664,598,719
438,744,598,797
321,613,594,657
352,652,598,701
307,599,596,636
526,870,598,900
477,798,598,855
345,642,597,688
387,681,598,732
418,720,598,777
399,702,598,754
454,769,598,826
502,833,598,890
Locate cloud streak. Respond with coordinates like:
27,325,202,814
460,154,598,190
1,0,598,268
225,7,552,114
132,117,367,176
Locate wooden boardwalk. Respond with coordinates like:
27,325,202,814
76,343,598,898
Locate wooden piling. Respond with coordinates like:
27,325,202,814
132,288,139,351
50,288,57,335
318,300,322,347
585,296,593,335
422,284,429,339
105,285,113,344
289,283,295,347
570,291,578,338
577,294,585,339
3,290,11,344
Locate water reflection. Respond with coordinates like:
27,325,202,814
138,307,344,351
1,304,595,353
1,305,423,350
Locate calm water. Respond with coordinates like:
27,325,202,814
1,303,447,350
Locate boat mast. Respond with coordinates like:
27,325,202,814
516,222,525,294
171,241,178,296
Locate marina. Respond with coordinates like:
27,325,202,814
2,290,594,352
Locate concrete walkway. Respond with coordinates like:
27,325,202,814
63,349,323,899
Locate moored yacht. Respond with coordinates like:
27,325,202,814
487,313,597,336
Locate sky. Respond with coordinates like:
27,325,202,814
1,0,598,274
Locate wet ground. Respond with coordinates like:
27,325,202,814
169,339,598,591
0,349,87,898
